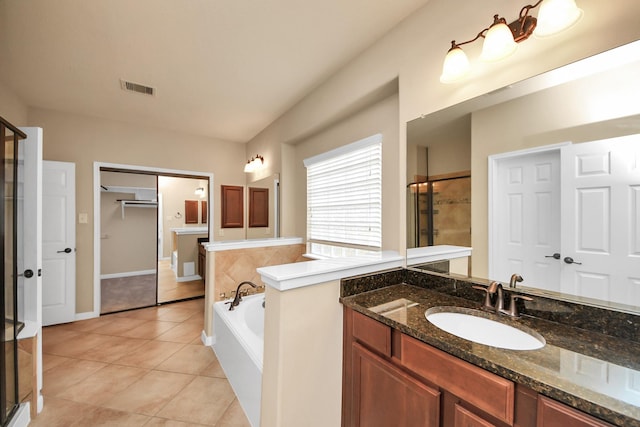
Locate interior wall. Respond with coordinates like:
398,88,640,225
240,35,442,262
286,92,400,250
0,79,28,125
159,176,209,258
470,60,640,278
246,0,640,256
28,107,246,314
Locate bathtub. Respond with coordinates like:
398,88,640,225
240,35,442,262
213,293,264,427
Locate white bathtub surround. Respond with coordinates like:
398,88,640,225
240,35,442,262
257,250,404,291
204,236,303,252
257,251,403,427
213,294,265,427
406,245,472,275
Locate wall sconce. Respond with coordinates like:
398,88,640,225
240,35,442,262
440,0,583,84
244,154,264,173
194,187,206,198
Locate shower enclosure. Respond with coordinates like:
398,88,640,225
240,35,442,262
1,119,24,426
407,175,472,249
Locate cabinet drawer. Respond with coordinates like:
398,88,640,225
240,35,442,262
352,311,391,357
401,334,514,425
537,396,613,427
455,404,497,427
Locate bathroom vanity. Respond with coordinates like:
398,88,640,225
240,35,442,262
340,269,640,427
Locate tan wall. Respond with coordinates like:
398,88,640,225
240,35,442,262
28,107,246,313
285,93,400,250
246,0,640,259
100,191,157,274
0,79,28,126
470,61,640,278
159,176,209,258
261,280,343,427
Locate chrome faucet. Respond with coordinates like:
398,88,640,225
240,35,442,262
509,274,523,288
227,281,258,311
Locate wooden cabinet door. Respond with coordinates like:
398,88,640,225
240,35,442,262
537,396,613,427
185,200,198,224
350,342,440,427
455,404,496,427
221,185,243,228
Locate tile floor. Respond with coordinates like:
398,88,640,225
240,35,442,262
32,298,250,427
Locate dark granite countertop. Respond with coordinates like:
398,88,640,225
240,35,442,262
341,282,640,427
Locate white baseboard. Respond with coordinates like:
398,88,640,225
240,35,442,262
75,311,98,321
201,330,214,346
100,269,156,280
7,403,30,427
177,274,202,283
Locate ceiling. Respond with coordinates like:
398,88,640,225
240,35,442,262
0,0,428,142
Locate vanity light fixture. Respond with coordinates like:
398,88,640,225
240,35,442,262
440,0,583,83
194,187,205,198
243,154,264,173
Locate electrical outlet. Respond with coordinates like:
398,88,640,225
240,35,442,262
265,227,270,235
78,213,88,224
219,229,225,236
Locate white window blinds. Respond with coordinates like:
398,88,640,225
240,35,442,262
304,134,382,250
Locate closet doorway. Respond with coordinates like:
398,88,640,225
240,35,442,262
98,166,210,314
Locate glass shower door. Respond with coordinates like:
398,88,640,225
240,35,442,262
1,124,20,426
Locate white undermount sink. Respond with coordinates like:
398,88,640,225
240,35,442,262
425,307,545,351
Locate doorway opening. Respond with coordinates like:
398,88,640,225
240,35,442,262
95,163,212,315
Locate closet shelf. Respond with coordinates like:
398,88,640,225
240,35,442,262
120,200,157,219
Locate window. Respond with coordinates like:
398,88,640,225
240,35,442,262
304,134,382,256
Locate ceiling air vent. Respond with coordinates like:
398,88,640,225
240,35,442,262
120,79,156,96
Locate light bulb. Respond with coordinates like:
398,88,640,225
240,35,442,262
440,46,470,83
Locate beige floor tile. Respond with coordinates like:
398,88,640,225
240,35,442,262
155,344,217,375
43,332,113,358
43,358,108,397
215,399,251,427
56,364,150,405
91,316,148,336
114,340,186,369
155,376,235,425
121,320,180,339
143,417,206,426
102,370,195,416
114,306,162,321
199,357,226,379
42,354,72,372
52,315,114,333
156,321,203,343
78,335,149,363
155,306,201,322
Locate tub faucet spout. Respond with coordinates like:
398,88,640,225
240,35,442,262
227,281,258,311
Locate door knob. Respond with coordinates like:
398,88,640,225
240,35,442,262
18,269,34,278
563,256,582,265
57,247,72,254
545,253,561,260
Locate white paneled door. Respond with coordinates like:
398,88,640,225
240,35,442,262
560,135,640,306
42,161,76,326
492,149,562,291
492,136,640,306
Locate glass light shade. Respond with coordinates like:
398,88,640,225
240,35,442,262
534,0,583,37
480,21,517,62
440,47,470,83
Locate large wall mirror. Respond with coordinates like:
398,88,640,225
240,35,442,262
407,40,640,314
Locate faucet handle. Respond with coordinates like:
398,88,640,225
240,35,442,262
472,285,494,311
501,294,533,318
